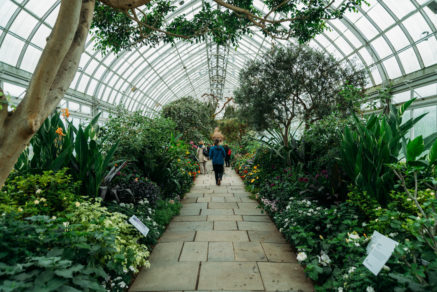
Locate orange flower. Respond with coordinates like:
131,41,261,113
55,127,66,136
61,108,70,118
197,171,200,174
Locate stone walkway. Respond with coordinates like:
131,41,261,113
130,166,313,292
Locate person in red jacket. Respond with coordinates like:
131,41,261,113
224,144,231,167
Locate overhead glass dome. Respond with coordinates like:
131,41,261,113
1,0,436,124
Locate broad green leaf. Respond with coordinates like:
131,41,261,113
406,136,424,162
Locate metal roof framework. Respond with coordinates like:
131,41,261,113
0,0,436,124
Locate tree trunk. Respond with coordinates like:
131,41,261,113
0,0,95,187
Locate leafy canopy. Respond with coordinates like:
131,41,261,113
234,45,366,137
92,0,368,54
161,96,215,143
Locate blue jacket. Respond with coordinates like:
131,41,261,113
209,145,226,165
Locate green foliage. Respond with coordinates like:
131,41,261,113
15,112,118,197
161,96,215,143
235,45,366,143
101,109,197,197
91,1,366,54
0,201,149,291
0,169,80,217
217,118,248,145
340,99,426,206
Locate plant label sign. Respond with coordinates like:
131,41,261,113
363,231,398,276
129,215,149,237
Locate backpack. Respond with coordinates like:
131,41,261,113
203,148,209,157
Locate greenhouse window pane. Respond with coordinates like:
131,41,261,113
384,0,416,19
343,30,362,48
385,26,410,51
93,65,107,80
85,59,99,73
0,34,24,66
77,75,90,92
383,57,402,79
417,38,437,66
86,79,98,95
370,66,382,84
69,101,80,111
0,1,18,27
393,91,410,104
335,36,353,55
3,82,26,97
371,36,392,59
10,10,38,39
398,48,420,74
20,45,41,73
355,17,379,40
30,24,52,48
81,105,91,114
424,6,437,28
413,106,437,138
25,0,57,18
415,83,437,98
367,4,394,31
403,13,431,41
78,53,91,70
358,47,374,65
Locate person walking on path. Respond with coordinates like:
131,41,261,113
224,144,231,167
196,141,208,174
209,139,226,185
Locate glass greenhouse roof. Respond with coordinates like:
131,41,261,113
0,0,436,119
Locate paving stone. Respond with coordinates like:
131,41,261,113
208,242,234,261
262,243,297,263
224,197,242,203
214,221,238,231
198,262,264,290
207,215,243,221
238,221,277,231
201,209,234,216
247,231,286,243
172,215,207,222
181,198,197,203
211,197,225,202
204,193,234,197
180,208,201,216
208,202,238,209
234,242,267,261
129,261,199,291
240,197,257,202
258,262,314,291
148,242,183,263
196,231,249,242
234,208,265,215
183,202,208,209
180,242,208,261
185,193,205,198
167,221,213,231
197,197,211,202
237,202,259,209
243,215,271,222
158,231,196,243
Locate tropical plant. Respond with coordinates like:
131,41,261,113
15,112,118,197
341,99,435,206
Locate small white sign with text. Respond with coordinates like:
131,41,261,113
129,215,150,237
363,231,398,276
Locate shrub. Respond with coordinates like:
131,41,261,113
0,169,80,217
0,200,149,291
